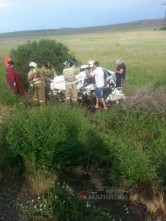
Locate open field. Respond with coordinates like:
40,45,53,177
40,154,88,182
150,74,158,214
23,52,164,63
0,19,166,220
0,19,166,94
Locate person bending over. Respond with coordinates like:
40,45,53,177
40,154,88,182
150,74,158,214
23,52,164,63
88,61,107,110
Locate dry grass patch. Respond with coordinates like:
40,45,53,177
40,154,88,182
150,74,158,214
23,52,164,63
25,160,57,196
27,171,57,196
121,84,166,116
129,192,140,202
129,191,166,218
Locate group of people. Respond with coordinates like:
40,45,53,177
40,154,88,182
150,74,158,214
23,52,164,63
5,58,126,109
27,59,80,106
86,59,126,110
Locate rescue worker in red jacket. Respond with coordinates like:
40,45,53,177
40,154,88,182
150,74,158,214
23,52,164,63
5,60,24,94
27,62,45,106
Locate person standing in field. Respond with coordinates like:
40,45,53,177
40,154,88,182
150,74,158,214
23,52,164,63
40,60,57,101
5,60,26,95
113,59,126,89
87,61,107,110
63,59,80,104
28,62,45,106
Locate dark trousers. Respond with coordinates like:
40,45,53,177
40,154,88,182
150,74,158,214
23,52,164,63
116,77,124,88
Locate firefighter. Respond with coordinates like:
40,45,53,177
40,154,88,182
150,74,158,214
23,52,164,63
28,62,45,106
40,60,57,101
63,59,80,103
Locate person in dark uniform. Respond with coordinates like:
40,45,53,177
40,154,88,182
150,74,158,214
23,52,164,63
113,59,126,89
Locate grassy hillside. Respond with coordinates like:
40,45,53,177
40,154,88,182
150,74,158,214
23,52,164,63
0,19,166,220
0,18,163,37
0,19,165,93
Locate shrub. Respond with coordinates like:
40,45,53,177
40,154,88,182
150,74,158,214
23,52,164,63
3,105,110,171
10,39,78,88
108,143,157,188
89,110,160,188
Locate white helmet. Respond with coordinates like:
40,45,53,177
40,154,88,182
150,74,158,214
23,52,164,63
29,62,37,68
87,60,95,68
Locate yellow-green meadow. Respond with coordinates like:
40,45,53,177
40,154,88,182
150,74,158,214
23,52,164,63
0,21,166,220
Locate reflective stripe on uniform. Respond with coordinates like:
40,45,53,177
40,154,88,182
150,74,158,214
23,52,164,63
65,81,77,85
34,80,43,84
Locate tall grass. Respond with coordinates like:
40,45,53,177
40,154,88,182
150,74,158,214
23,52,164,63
0,28,166,93
0,23,166,220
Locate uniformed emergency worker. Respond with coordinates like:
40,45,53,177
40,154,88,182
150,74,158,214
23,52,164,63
63,60,80,103
28,62,45,106
40,60,57,100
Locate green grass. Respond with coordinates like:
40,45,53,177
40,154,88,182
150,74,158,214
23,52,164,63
0,19,166,94
0,20,166,220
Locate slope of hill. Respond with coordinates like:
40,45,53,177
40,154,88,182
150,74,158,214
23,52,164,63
0,18,163,38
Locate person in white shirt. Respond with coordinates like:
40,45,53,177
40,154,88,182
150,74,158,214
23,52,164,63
88,61,107,110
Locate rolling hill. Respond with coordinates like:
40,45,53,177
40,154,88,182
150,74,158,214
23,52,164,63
0,18,163,38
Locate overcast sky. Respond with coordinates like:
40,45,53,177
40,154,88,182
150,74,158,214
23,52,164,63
0,0,165,33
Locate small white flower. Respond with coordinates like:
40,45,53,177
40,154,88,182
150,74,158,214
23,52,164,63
86,202,91,208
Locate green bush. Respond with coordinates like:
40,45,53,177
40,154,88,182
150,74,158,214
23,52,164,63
10,39,77,88
89,111,161,187
3,105,110,171
108,143,157,187
1,101,166,188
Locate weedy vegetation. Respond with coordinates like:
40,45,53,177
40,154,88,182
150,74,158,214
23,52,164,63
0,20,166,220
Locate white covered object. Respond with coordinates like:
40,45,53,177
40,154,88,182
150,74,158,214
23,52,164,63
50,71,88,91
